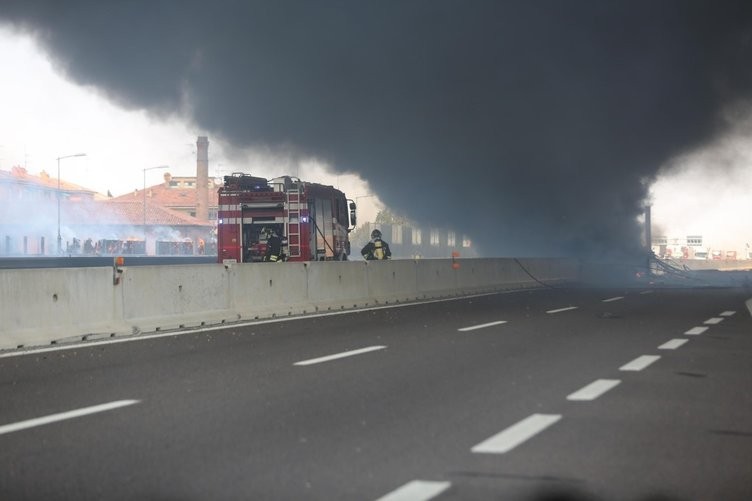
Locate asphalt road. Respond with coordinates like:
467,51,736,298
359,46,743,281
1,285,750,500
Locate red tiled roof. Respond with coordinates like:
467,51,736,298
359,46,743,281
0,167,210,228
0,166,96,194
0,197,211,228
111,182,220,208
100,199,213,226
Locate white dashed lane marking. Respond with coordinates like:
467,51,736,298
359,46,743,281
471,414,562,454
294,346,386,366
546,306,578,314
375,480,451,501
458,320,507,332
566,379,621,401
619,355,660,372
659,339,689,350
704,317,724,325
0,400,140,436
639,290,653,295
720,311,736,317
601,296,624,303
685,326,708,335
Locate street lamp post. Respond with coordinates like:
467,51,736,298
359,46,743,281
143,165,169,253
355,194,375,204
57,153,87,254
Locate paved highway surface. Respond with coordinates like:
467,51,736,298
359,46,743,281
1,285,750,500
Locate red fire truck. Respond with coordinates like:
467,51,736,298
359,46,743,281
217,173,357,263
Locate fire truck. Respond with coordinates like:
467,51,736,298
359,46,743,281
217,173,357,263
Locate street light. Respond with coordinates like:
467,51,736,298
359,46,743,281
143,165,169,252
355,194,375,204
57,153,87,254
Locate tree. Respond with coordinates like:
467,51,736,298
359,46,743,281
374,209,410,226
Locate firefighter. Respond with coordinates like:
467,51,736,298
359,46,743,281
264,228,283,262
361,229,391,260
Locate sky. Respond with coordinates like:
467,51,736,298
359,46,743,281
649,108,752,252
1,1,751,258
0,27,384,222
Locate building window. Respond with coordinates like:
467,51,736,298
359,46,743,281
209,209,218,221
412,228,422,245
430,229,440,246
392,225,403,244
462,235,471,248
447,231,456,247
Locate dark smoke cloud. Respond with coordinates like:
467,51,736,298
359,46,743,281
2,0,752,257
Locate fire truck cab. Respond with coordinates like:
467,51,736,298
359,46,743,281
217,173,357,263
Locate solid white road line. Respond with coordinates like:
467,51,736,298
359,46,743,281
294,345,386,366
684,326,708,335
471,413,562,454
601,296,624,303
566,379,621,401
619,355,660,372
458,320,507,332
704,317,724,325
659,339,689,350
375,480,451,501
0,400,140,436
720,311,736,317
546,306,578,314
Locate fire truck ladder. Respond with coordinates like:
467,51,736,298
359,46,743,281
286,187,302,258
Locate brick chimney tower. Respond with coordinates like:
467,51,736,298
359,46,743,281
196,136,209,221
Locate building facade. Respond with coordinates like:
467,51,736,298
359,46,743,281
0,166,213,256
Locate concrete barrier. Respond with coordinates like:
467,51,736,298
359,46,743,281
305,261,371,311
416,259,458,297
230,261,311,318
0,257,580,350
366,259,419,304
122,264,233,333
456,258,507,292
0,267,129,349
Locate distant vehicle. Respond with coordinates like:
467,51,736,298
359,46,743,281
711,250,723,260
725,250,737,260
693,251,708,260
217,173,357,263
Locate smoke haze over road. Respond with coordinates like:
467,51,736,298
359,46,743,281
2,0,752,257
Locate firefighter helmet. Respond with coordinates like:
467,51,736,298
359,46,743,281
371,229,382,240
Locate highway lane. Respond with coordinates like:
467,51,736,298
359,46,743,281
0,286,750,500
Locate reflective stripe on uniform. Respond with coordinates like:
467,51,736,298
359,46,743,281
374,241,384,260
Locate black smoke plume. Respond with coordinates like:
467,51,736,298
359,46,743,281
3,0,752,257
